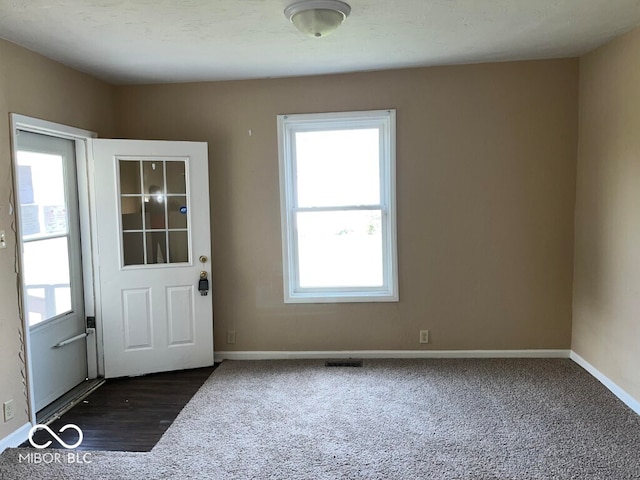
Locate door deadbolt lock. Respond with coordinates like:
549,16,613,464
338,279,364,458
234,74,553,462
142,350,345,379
199,255,208,264
198,271,209,296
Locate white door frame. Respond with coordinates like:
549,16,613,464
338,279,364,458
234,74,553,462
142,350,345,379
10,114,102,424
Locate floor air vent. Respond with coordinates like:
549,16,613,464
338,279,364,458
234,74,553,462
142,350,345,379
325,360,363,368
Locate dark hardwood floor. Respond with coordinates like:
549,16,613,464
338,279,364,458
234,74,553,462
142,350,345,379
22,365,218,452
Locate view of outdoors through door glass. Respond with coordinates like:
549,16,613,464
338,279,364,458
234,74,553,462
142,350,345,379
17,149,72,326
119,159,190,266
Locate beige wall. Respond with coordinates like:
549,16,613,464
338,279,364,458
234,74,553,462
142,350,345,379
0,39,115,440
116,59,578,353
573,27,640,401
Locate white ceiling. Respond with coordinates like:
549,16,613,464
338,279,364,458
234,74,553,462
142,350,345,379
1,0,639,85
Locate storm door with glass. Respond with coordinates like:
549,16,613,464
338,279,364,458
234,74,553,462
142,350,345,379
15,130,87,412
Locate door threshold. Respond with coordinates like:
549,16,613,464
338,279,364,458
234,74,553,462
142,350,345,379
37,379,105,425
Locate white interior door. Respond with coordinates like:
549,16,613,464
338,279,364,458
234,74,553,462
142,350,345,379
92,140,213,378
15,130,88,411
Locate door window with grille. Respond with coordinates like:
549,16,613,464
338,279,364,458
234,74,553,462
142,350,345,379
118,158,190,266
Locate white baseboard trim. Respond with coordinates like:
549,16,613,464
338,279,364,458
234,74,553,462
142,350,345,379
570,351,640,416
215,349,571,362
0,422,31,454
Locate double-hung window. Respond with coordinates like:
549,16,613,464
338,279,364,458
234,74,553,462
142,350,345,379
277,109,398,303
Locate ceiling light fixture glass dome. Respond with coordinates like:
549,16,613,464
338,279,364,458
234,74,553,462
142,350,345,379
284,0,351,38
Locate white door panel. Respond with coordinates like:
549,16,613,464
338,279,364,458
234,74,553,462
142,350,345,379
29,319,87,409
92,139,213,378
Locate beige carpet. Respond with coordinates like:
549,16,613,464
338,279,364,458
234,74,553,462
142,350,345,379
1,358,639,479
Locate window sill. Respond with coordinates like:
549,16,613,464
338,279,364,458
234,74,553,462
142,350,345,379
284,291,399,304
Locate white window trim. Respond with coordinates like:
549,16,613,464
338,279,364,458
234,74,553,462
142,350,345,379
277,109,399,303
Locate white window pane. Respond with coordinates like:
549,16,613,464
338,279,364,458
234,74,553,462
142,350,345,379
17,151,68,238
295,129,380,207
22,237,72,326
297,210,383,288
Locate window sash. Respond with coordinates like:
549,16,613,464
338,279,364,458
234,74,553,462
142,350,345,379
292,127,382,209
291,207,388,292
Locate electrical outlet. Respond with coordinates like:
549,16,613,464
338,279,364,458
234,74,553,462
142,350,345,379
419,330,429,344
0,230,6,249
226,330,236,344
3,400,15,422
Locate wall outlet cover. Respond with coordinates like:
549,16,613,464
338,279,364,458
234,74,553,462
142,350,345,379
3,400,15,422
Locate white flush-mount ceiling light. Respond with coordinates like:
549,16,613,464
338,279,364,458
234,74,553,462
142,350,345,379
284,0,351,38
